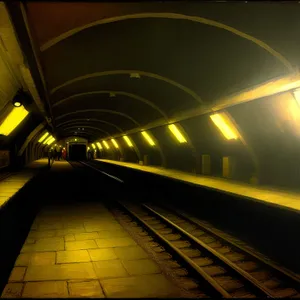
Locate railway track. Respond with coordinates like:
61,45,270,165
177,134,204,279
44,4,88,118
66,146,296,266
114,201,300,298
74,160,300,297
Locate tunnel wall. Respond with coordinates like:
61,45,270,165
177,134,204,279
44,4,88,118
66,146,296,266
95,90,300,190
1,89,299,191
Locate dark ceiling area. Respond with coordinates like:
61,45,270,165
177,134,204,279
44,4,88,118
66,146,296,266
12,1,299,141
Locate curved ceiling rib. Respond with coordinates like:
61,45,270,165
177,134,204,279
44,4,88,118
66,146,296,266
61,129,99,137
56,119,124,132
54,109,141,126
61,125,111,137
41,12,293,72
61,132,99,140
50,70,202,104
53,91,168,120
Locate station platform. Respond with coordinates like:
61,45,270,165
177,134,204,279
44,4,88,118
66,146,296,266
97,159,300,213
1,161,183,298
0,158,49,209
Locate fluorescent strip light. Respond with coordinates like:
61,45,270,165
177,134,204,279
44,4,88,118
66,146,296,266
123,135,133,147
168,124,187,143
0,106,29,136
141,131,155,146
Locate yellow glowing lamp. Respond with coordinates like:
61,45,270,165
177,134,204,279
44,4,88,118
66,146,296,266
47,137,55,145
43,135,53,145
0,106,29,136
103,141,110,149
87,146,90,150
210,113,238,140
96,142,103,150
38,132,49,143
168,124,187,143
141,131,155,146
91,143,96,149
111,139,119,149
123,135,133,147
294,88,300,106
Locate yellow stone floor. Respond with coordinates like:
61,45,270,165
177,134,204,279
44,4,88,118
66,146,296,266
1,203,180,298
0,159,48,208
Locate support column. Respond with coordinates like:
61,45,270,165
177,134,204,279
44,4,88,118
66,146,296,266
202,154,211,175
222,156,236,179
143,155,149,166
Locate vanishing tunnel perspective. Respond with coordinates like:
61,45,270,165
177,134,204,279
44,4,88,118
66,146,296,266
1,1,300,298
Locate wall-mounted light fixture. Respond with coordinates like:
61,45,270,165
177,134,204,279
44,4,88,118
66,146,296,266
293,88,300,106
0,106,29,136
47,137,55,145
111,139,119,149
38,131,49,143
141,131,155,146
168,124,187,144
91,143,96,149
210,113,238,140
96,142,103,150
123,135,133,147
103,141,110,149
43,135,54,145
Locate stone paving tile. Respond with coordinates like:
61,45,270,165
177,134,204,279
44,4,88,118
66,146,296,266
121,259,161,275
97,229,129,239
8,267,26,282
68,280,105,298
21,237,64,252
95,237,137,248
88,249,118,261
30,252,56,265
114,246,149,260
25,238,35,244
84,222,122,232
28,230,56,239
64,234,76,241
65,240,98,250
57,250,90,263
22,281,68,298
24,263,97,281
38,222,64,231
75,232,99,241
92,260,128,279
15,252,53,268
15,253,31,266
100,274,182,298
1,283,23,298
56,228,86,236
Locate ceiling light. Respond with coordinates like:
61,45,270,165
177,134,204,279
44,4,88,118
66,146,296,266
293,88,300,106
96,142,103,150
111,139,119,149
103,141,110,149
168,124,187,144
38,132,49,143
0,106,29,136
123,135,133,147
141,131,155,146
210,113,238,140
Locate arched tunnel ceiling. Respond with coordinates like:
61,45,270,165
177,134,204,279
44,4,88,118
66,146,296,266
21,2,300,140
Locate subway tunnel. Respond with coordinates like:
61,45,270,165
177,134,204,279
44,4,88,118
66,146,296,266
1,1,300,298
